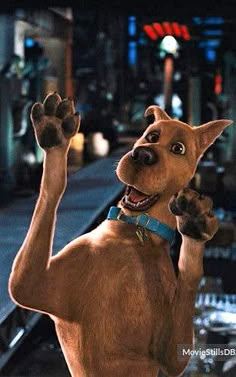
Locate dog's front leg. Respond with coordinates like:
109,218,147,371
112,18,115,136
158,188,219,376
9,93,80,316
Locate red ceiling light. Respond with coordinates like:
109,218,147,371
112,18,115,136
172,22,182,38
143,21,191,41
143,24,158,40
152,22,165,37
163,22,173,35
214,72,222,95
180,25,191,40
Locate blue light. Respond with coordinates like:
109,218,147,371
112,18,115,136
128,41,137,65
138,36,147,45
193,17,202,25
25,38,35,48
206,48,216,62
193,16,224,25
202,29,223,37
128,16,136,36
199,39,220,48
204,17,224,25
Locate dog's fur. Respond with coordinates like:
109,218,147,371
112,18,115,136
9,93,233,377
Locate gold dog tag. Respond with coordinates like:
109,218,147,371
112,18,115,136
136,226,149,245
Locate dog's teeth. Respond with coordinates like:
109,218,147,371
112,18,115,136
122,189,160,211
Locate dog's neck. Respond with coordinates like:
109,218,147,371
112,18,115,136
107,206,175,244
120,194,177,231
105,194,177,246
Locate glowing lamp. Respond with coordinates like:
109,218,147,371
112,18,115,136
160,35,179,56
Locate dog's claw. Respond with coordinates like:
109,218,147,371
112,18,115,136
169,188,219,242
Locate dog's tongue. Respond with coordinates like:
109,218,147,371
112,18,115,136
129,187,148,203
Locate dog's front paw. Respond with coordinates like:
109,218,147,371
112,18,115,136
30,92,81,151
168,188,219,242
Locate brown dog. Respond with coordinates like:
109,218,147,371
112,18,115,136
9,92,233,377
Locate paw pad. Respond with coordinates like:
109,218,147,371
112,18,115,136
169,188,219,241
30,93,80,150
40,124,62,148
179,216,206,240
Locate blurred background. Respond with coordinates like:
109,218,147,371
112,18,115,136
0,1,236,376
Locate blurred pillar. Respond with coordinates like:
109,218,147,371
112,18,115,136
163,54,174,116
0,78,15,200
224,51,236,161
65,37,73,97
161,36,179,117
0,15,15,202
0,14,15,69
188,74,201,125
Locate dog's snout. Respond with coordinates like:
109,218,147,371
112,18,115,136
131,146,158,166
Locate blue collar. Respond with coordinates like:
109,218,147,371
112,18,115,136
107,206,175,244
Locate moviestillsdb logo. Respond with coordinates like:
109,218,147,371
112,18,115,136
177,344,236,361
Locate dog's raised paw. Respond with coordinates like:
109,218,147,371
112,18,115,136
30,92,81,150
168,188,219,242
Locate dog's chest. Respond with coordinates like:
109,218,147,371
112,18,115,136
77,244,171,357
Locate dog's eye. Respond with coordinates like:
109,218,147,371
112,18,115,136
170,142,186,155
145,131,160,143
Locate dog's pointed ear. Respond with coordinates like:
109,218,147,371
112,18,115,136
194,119,233,157
144,105,171,122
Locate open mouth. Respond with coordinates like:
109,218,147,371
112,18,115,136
122,186,159,211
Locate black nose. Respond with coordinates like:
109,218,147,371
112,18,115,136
131,146,158,166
